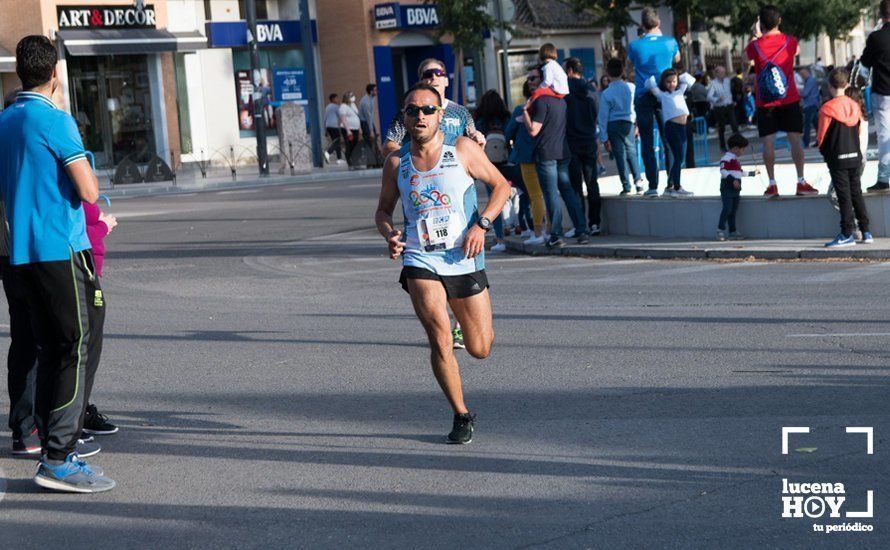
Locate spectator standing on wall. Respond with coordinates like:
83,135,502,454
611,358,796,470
627,7,681,196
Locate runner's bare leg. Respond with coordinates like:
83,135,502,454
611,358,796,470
408,278,469,414
448,289,493,360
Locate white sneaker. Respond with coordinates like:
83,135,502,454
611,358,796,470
490,242,507,252
520,229,532,239
323,151,331,164
336,159,347,165
662,188,675,197
716,230,727,241
524,235,546,245
565,228,576,238
589,224,601,235
673,187,694,198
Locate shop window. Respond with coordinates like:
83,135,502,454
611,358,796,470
232,48,305,137
238,0,268,20
173,53,193,154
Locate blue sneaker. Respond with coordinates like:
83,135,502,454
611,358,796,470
825,234,856,248
861,232,874,244
34,453,115,493
643,189,659,197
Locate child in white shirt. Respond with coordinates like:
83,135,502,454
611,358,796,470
532,43,569,101
645,69,696,196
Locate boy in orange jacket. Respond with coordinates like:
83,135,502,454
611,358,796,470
817,68,872,248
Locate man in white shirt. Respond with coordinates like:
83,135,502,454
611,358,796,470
707,66,739,151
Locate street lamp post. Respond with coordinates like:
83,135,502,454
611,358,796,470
493,0,511,106
300,0,323,168
246,0,269,176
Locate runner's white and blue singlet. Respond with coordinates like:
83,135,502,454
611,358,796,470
397,134,483,276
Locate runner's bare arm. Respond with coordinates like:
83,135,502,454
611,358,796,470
456,137,511,259
375,153,404,259
66,158,99,204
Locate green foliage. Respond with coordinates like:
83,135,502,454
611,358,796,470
567,0,637,37
570,0,872,40
425,0,502,54
716,0,872,40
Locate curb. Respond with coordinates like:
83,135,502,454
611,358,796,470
101,168,382,199
504,239,890,261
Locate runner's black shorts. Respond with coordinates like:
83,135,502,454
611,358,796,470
756,102,803,137
399,266,489,299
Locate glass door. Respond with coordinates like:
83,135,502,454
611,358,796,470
68,57,112,167
68,55,156,168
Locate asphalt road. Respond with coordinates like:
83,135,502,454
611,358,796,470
0,176,887,549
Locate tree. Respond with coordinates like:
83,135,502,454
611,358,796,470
425,0,509,104
682,0,871,42
567,0,637,42
571,0,872,42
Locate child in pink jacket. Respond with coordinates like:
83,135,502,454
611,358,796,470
81,201,119,437
83,202,116,276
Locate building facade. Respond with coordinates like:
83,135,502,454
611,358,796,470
0,0,319,172
0,0,605,172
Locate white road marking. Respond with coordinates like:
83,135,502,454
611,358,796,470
218,189,262,195
787,332,890,338
806,261,890,283
496,259,656,274
285,185,324,191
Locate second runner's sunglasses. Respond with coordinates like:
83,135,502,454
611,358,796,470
421,68,447,79
404,104,443,117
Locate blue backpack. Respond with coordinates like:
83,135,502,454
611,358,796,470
754,37,791,104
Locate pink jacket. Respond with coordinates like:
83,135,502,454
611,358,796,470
83,202,109,277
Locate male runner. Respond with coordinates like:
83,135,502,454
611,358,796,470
375,84,510,444
382,58,485,155
383,58,486,349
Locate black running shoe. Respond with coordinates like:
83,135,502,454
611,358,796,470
83,404,119,435
867,182,890,193
446,413,475,444
12,428,41,456
546,236,565,249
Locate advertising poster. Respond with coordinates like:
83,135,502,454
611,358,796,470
235,69,276,132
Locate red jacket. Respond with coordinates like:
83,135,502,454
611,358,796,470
83,202,109,277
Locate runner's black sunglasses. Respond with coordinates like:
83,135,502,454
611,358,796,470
421,68,447,79
404,104,443,117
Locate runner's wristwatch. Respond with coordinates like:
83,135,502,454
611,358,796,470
477,217,492,231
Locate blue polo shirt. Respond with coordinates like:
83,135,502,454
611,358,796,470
628,33,679,98
0,92,91,265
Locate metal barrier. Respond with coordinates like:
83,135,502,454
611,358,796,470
864,86,873,119
693,116,710,167
774,131,791,152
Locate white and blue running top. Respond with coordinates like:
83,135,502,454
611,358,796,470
398,134,483,276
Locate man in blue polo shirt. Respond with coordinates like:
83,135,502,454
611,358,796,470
0,35,114,493
627,7,680,196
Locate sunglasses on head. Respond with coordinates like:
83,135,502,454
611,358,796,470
404,104,442,117
421,68,447,79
